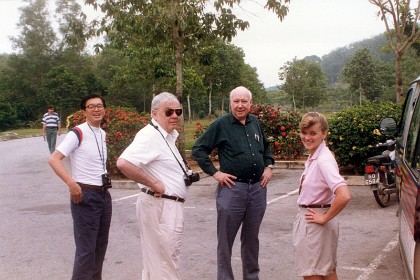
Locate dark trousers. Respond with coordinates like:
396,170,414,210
71,189,112,280
46,127,57,154
216,181,267,280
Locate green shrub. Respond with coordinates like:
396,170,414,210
198,111,206,119
66,106,150,177
28,119,43,129
328,102,401,173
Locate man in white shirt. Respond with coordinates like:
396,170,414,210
48,94,112,280
117,92,189,280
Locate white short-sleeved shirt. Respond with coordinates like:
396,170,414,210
118,119,187,198
297,141,347,206
57,122,107,186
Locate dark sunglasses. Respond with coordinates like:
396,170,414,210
165,108,182,117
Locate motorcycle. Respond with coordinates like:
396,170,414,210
364,139,397,207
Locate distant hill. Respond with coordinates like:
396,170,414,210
266,33,392,89
303,33,393,84
265,85,281,92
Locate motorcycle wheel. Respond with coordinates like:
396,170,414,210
373,189,391,207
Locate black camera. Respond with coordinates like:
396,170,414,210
184,170,200,186
102,173,112,189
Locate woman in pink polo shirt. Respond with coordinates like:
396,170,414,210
293,112,351,280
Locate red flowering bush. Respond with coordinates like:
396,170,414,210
66,106,151,177
251,105,303,159
193,105,303,160
193,121,206,139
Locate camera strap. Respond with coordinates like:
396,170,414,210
150,123,191,179
87,124,106,173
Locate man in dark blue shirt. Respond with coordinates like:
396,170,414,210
192,86,275,280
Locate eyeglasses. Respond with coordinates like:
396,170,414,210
164,108,182,117
85,104,104,110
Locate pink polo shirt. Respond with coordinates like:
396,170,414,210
297,141,347,206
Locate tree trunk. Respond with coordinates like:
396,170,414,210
187,94,191,123
395,52,404,103
208,81,212,117
172,6,186,158
222,97,225,114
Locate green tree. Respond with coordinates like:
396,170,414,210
278,58,327,111
197,39,263,118
369,0,420,102
55,0,88,53
85,0,291,154
341,48,382,103
9,0,57,121
42,65,87,118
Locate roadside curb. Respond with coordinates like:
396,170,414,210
343,175,365,186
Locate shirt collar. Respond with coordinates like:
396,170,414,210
308,140,327,161
228,112,251,125
151,119,179,140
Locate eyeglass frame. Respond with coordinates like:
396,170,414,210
163,108,183,117
85,103,105,111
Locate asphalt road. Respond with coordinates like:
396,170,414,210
0,135,406,280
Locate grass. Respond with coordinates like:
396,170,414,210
1,128,42,136
183,118,215,150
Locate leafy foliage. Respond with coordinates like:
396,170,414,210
369,0,420,102
66,106,151,177
341,48,382,101
278,58,327,110
0,99,18,130
328,102,402,173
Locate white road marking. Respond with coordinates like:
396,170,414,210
267,189,299,205
354,233,399,280
112,193,140,202
341,266,369,272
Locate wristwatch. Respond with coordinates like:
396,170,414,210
267,164,274,170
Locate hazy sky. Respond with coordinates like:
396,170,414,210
0,0,386,88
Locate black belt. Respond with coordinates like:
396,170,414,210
46,127,58,129
233,178,259,184
140,188,185,203
78,182,111,192
299,204,331,208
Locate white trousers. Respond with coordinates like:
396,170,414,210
136,192,184,280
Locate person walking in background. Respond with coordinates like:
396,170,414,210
48,94,112,280
42,105,61,154
117,92,192,280
192,86,275,280
293,112,351,280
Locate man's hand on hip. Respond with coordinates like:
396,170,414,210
213,171,237,189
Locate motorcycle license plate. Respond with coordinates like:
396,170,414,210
364,173,380,185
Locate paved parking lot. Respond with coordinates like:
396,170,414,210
0,135,405,279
